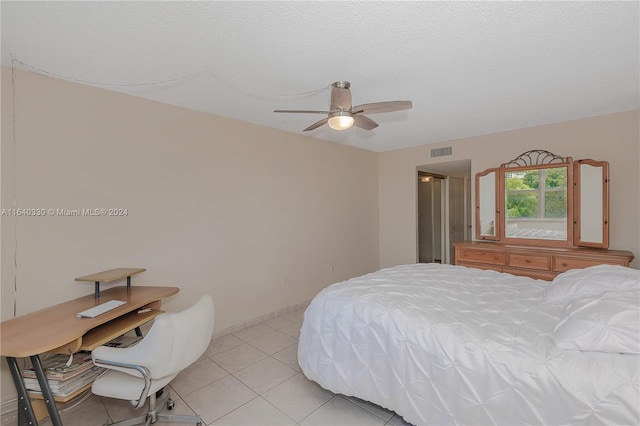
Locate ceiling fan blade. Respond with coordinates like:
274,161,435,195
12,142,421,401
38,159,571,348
354,115,378,130
330,87,352,111
352,100,412,115
303,118,329,132
274,109,329,114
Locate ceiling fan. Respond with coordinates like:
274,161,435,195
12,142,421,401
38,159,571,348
274,81,412,132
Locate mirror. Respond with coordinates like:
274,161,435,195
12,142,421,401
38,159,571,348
474,150,609,249
503,165,569,241
475,168,498,240
499,152,574,246
574,160,609,248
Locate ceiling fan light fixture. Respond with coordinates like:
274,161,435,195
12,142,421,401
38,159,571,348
328,112,355,130
273,81,412,133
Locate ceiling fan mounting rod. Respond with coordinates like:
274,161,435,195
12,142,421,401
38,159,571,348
332,81,350,90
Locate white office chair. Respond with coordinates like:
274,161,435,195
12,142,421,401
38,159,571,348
91,294,214,426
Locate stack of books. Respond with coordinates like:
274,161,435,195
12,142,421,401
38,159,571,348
22,335,141,398
22,352,104,398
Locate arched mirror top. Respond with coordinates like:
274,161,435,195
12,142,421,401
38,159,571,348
500,150,572,169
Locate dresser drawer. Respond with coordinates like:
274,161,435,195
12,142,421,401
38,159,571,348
507,254,551,271
455,242,634,281
458,261,504,273
457,249,505,266
553,256,627,272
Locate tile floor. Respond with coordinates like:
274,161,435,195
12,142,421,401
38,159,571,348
27,307,412,426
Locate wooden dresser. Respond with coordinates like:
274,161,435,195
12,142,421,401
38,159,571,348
455,241,635,281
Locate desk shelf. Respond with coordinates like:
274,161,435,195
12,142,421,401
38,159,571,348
80,309,162,351
76,268,146,298
47,308,164,355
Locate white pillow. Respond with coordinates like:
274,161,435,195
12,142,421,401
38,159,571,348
552,290,640,354
544,264,640,304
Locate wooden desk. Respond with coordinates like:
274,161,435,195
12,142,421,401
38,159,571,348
1,285,178,425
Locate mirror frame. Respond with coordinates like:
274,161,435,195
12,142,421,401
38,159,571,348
475,168,499,241
474,150,610,249
573,159,609,248
499,155,574,247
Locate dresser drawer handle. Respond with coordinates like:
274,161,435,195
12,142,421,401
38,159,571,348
525,259,531,263
561,262,568,267
494,256,500,260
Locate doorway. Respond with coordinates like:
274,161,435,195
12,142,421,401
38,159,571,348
417,160,472,264
418,173,444,263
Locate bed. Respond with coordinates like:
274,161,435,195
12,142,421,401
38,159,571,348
298,263,639,425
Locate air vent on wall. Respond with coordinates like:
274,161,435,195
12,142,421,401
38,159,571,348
430,147,452,158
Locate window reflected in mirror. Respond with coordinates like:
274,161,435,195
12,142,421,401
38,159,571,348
504,167,567,240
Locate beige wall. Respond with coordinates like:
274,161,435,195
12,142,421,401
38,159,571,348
1,68,380,400
379,110,640,269
1,67,638,405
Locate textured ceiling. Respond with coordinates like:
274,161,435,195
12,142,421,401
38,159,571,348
2,1,638,152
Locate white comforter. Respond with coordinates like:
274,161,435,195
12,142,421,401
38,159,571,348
298,263,639,425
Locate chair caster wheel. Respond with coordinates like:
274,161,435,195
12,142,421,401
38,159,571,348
166,398,175,410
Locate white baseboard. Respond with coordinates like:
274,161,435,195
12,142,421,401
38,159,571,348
213,299,310,339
